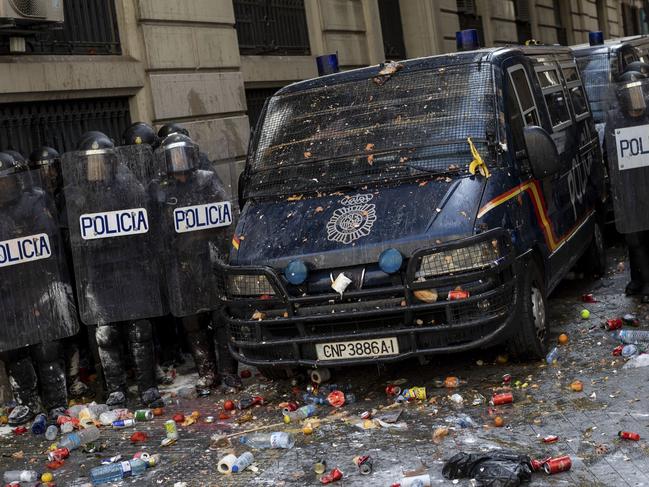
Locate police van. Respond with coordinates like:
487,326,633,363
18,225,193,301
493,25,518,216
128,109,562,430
573,32,649,141
216,39,606,375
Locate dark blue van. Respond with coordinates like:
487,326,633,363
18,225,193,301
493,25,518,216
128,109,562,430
216,45,606,375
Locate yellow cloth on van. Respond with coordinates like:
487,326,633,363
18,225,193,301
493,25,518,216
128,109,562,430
468,137,491,178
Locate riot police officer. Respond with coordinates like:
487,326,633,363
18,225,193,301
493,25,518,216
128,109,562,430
62,133,165,407
157,122,215,171
123,122,158,148
0,151,78,424
606,69,649,301
150,134,241,394
27,146,92,399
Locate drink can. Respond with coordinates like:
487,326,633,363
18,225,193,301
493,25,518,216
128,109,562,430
603,318,623,331
543,455,572,474
403,387,427,400
619,431,640,441
135,409,153,421
581,293,597,303
542,435,559,443
354,455,373,475
491,392,513,405
623,314,640,327
112,419,136,428
448,289,470,300
385,384,401,396
48,447,70,462
164,419,179,439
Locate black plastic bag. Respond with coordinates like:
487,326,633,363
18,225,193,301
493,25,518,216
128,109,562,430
442,450,533,487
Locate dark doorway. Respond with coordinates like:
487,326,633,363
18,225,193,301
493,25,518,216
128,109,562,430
378,0,407,60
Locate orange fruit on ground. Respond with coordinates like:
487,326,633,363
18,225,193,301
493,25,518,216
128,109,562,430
570,380,583,392
494,416,504,427
558,333,569,345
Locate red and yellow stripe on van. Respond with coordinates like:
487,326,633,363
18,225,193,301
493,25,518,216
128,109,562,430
477,179,592,252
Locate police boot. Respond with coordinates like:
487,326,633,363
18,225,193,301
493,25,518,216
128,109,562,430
128,320,164,407
95,325,127,408
32,341,68,416
183,316,217,396
65,339,91,399
626,233,646,296
6,353,40,425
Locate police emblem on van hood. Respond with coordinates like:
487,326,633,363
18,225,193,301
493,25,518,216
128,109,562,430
326,194,377,244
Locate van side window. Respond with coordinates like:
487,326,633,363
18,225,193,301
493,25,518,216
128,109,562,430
508,66,539,126
536,67,571,130
561,63,589,120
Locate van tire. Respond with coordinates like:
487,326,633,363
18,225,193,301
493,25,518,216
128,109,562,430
509,260,548,360
582,222,606,278
257,366,294,381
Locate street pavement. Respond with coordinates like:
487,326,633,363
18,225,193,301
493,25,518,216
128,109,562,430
2,240,649,486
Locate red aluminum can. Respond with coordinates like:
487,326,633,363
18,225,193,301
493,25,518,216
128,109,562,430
603,318,623,331
502,374,512,385
619,431,640,441
613,345,624,356
448,289,470,300
385,384,401,396
582,293,597,303
491,392,513,405
48,447,70,462
542,435,559,443
543,455,572,474
530,458,550,472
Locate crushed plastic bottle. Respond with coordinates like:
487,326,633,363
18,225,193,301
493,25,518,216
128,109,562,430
283,404,317,423
546,347,559,364
31,413,47,435
231,452,254,473
622,344,639,357
58,425,100,451
3,470,39,483
239,432,295,449
302,393,327,405
616,329,649,344
90,458,150,485
45,424,59,441
99,411,119,426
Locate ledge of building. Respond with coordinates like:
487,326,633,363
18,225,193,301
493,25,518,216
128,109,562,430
241,55,317,85
0,55,145,102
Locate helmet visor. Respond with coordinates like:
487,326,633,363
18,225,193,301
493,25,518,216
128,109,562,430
164,144,197,174
623,81,646,112
84,150,115,182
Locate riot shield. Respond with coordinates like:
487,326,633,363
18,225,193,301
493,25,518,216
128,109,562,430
0,170,79,352
116,144,159,184
605,77,649,233
62,148,166,325
149,159,235,317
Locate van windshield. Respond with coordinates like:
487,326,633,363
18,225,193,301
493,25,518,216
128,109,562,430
245,61,497,198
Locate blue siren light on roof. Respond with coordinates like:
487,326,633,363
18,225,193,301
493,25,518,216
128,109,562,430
456,29,480,51
284,259,308,285
316,53,339,76
589,31,604,46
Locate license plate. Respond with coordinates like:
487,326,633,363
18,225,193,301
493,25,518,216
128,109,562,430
316,337,399,361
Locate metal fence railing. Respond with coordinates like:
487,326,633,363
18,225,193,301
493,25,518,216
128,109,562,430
0,0,121,55
234,0,310,55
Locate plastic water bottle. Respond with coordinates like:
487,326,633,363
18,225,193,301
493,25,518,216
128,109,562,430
617,329,649,344
58,425,101,451
239,432,295,449
99,411,119,426
89,458,148,485
231,452,254,473
546,347,559,364
31,413,47,434
68,404,85,417
302,393,327,405
88,403,109,417
3,470,39,482
283,405,317,423
61,421,74,433
622,344,639,357
45,424,59,441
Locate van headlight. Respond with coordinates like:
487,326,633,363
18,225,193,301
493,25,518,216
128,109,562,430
416,239,500,279
227,274,275,297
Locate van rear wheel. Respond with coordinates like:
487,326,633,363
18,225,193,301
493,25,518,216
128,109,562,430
509,260,549,359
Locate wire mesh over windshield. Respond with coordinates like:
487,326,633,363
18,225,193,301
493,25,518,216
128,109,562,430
577,53,612,124
246,61,497,198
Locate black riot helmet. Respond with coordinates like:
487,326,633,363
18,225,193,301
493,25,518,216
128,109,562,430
76,132,118,182
4,150,28,172
122,122,157,147
158,133,198,175
0,152,24,205
157,123,189,139
29,146,62,192
616,70,647,116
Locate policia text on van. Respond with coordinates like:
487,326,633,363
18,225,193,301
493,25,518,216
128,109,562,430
215,45,606,373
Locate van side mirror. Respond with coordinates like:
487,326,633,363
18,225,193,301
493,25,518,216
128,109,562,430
523,126,560,178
